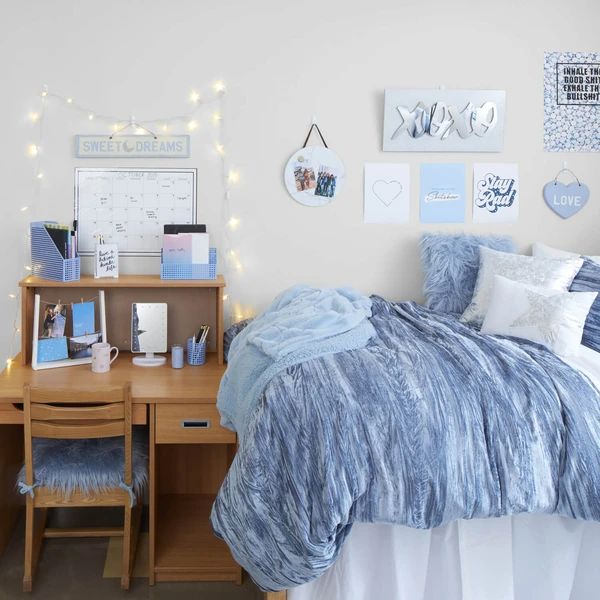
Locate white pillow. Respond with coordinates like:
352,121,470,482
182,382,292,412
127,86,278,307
460,247,583,326
532,242,600,265
481,275,597,357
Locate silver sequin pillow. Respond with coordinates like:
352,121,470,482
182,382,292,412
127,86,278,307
460,247,583,326
481,275,597,357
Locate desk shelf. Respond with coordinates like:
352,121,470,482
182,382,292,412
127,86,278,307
150,415,242,585
18,275,225,366
154,493,241,583
19,274,226,289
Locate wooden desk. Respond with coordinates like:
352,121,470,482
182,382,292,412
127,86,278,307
0,353,225,406
0,274,242,586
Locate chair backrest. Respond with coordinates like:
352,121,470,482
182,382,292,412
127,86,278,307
22,383,132,491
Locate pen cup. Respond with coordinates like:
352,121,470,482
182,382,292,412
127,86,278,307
187,338,206,366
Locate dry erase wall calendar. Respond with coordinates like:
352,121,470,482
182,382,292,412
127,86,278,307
75,168,197,256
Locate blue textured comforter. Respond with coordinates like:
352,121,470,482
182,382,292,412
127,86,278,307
211,297,600,591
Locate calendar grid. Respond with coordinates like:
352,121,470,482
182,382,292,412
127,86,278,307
74,167,197,256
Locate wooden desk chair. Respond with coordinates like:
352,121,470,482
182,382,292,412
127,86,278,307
19,383,146,592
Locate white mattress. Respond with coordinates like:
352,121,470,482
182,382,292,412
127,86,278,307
289,344,600,600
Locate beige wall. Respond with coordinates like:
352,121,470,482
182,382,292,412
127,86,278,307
1,0,599,359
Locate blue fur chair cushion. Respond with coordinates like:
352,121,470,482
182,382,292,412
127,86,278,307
420,233,516,313
17,427,148,498
570,258,600,352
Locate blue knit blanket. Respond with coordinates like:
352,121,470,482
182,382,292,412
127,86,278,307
217,285,375,438
211,297,600,591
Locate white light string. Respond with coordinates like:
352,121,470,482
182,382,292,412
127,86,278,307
7,81,244,366
35,82,227,133
213,91,247,322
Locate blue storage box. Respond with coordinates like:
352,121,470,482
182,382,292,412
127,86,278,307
161,248,217,280
30,222,80,282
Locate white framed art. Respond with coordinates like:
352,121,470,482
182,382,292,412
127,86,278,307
473,163,519,224
363,163,410,224
31,291,107,371
544,51,600,152
74,167,197,256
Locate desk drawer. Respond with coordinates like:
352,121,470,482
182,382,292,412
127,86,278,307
155,405,235,444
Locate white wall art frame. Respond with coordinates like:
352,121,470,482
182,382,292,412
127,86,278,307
363,163,410,224
544,51,600,152
383,89,506,152
31,291,107,371
473,163,519,224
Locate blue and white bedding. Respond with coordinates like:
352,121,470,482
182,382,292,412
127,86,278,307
218,284,375,438
211,296,600,591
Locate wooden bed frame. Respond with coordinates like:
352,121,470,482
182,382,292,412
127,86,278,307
265,593,287,599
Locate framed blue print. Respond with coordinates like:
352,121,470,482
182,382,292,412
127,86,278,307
420,163,466,223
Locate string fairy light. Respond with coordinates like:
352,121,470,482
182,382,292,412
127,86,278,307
8,78,245,364
5,84,50,363
227,217,240,230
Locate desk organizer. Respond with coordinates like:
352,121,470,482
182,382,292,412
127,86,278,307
187,338,206,366
161,248,217,280
30,222,80,282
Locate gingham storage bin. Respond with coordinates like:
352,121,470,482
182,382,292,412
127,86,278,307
160,248,217,280
30,222,80,282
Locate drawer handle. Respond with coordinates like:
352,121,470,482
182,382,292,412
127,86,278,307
181,419,211,429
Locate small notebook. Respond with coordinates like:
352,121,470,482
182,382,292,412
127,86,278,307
162,234,192,264
162,233,209,264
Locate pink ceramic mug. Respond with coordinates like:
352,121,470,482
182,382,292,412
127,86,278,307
91,342,119,373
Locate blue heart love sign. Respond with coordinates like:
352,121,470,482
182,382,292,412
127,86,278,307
543,181,589,219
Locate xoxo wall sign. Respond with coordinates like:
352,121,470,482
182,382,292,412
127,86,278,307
391,101,498,140
383,89,506,152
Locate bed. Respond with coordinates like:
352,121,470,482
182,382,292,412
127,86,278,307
211,239,600,600
287,340,600,600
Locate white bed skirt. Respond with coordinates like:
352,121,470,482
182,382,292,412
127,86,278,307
288,514,600,600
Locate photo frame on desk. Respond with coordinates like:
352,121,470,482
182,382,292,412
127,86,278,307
31,291,107,371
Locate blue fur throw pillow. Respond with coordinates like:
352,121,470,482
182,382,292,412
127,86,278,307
420,233,516,313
